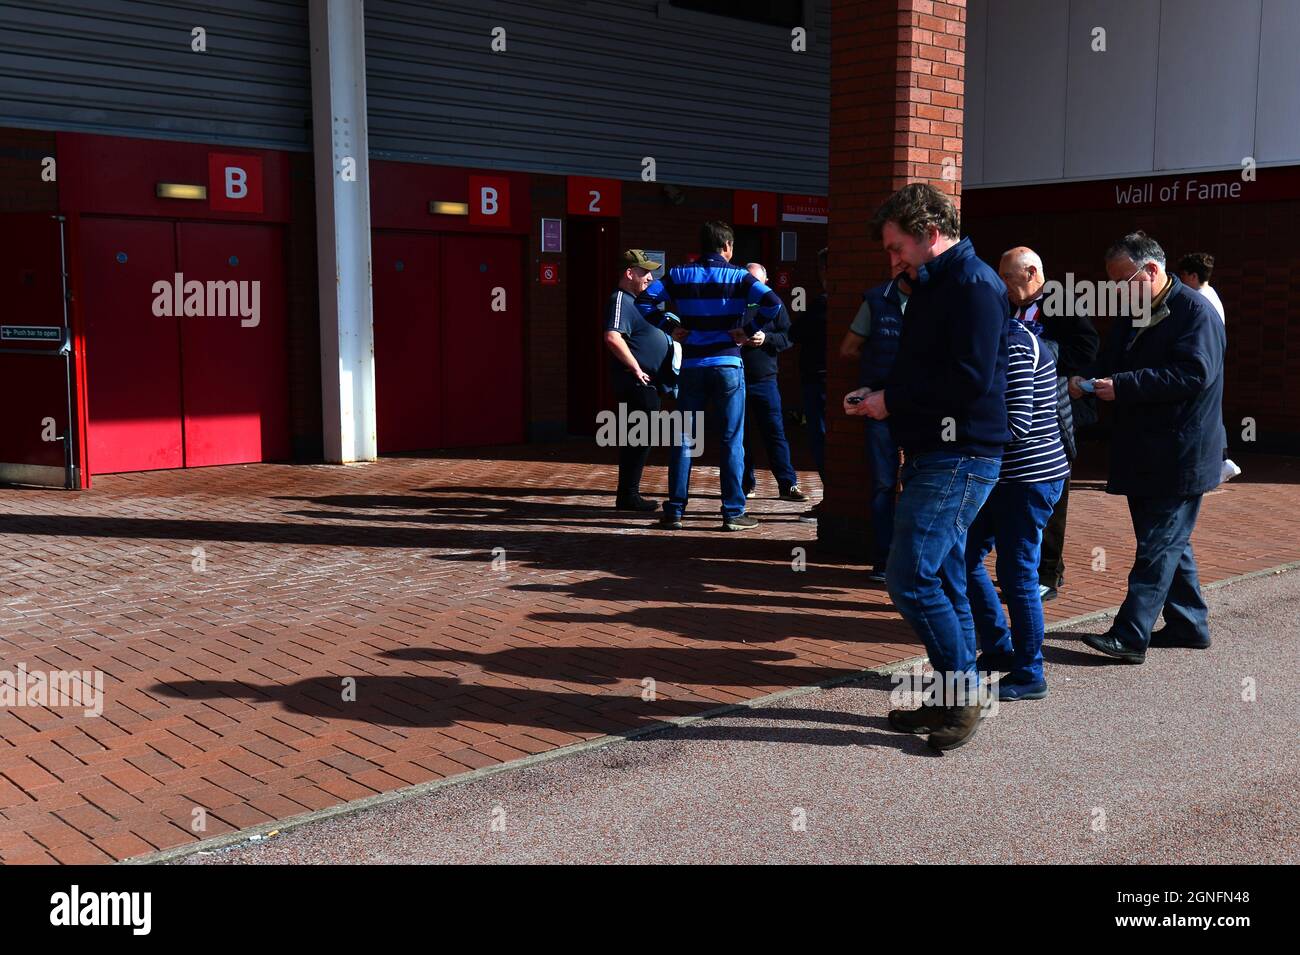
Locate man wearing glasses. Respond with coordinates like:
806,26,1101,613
1071,232,1225,663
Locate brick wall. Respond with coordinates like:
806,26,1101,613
823,0,966,558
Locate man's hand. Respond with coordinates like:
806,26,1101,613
671,325,690,342
745,330,766,348
1068,375,1086,399
1093,377,1115,401
863,390,889,420
843,387,872,416
729,328,749,345
634,367,651,386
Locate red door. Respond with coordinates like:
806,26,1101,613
175,222,289,466
80,217,185,474
373,231,441,452
440,235,524,447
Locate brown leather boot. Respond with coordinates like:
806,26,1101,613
887,705,947,734
927,702,985,751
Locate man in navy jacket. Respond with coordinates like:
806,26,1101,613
846,183,1009,751
739,262,806,502
1071,232,1225,662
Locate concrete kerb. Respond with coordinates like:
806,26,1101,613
125,559,1300,865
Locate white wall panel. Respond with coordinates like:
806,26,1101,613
967,0,1300,187
1155,0,1261,171
981,0,1070,184
1255,0,1300,162
963,0,988,188
1063,0,1159,179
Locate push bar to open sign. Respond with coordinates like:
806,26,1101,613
1,325,63,342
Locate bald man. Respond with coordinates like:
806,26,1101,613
739,263,805,501
998,246,1100,601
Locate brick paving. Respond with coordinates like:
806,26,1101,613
0,444,1298,863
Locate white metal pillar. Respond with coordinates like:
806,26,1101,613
309,0,377,463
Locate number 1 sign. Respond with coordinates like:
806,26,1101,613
733,190,776,227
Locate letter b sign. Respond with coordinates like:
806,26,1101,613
208,152,263,213
469,175,511,227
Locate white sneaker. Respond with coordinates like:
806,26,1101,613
1220,459,1242,484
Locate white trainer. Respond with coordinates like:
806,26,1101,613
1220,459,1242,484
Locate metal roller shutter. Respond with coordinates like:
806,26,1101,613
364,0,829,193
0,0,311,150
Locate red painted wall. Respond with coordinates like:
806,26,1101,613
964,166,1300,447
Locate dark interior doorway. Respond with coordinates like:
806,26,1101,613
566,217,621,435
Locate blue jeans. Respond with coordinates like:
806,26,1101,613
667,365,747,519
886,452,1001,690
742,377,798,492
965,479,1065,683
1114,495,1209,649
800,374,826,482
865,417,900,569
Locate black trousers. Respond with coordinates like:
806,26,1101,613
1038,477,1069,587
614,382,660,502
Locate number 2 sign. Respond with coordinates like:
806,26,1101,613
567,176,622,217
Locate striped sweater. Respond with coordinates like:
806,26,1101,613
635,253,782,368
1001,317,1072,484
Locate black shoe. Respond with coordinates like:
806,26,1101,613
722,514,759,532
658,513,683,530
779,484,809,502
887,705,947,735
865,566,888,584
1082,630,1146,664
1149,626,1211,650
1038,583,1058,602
616,496,658,512
998,676,1048,701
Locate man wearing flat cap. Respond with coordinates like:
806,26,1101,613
603,249,672,511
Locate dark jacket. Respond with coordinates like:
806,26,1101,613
790,292,827,379
1039,305,1101,431
1092,274,1225,497
883,237,1010,458
858,280,905,389
740,303,793,383
1039,337,1077,461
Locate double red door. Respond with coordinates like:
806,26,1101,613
372,231,524,452
79,217,289,474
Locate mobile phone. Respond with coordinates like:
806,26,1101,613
847,394,865,404
1079,378,1096,394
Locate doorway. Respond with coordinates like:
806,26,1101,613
565,217,621,435
371,230,525,452
79,217,290,475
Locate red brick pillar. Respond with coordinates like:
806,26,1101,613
818,0,966,558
